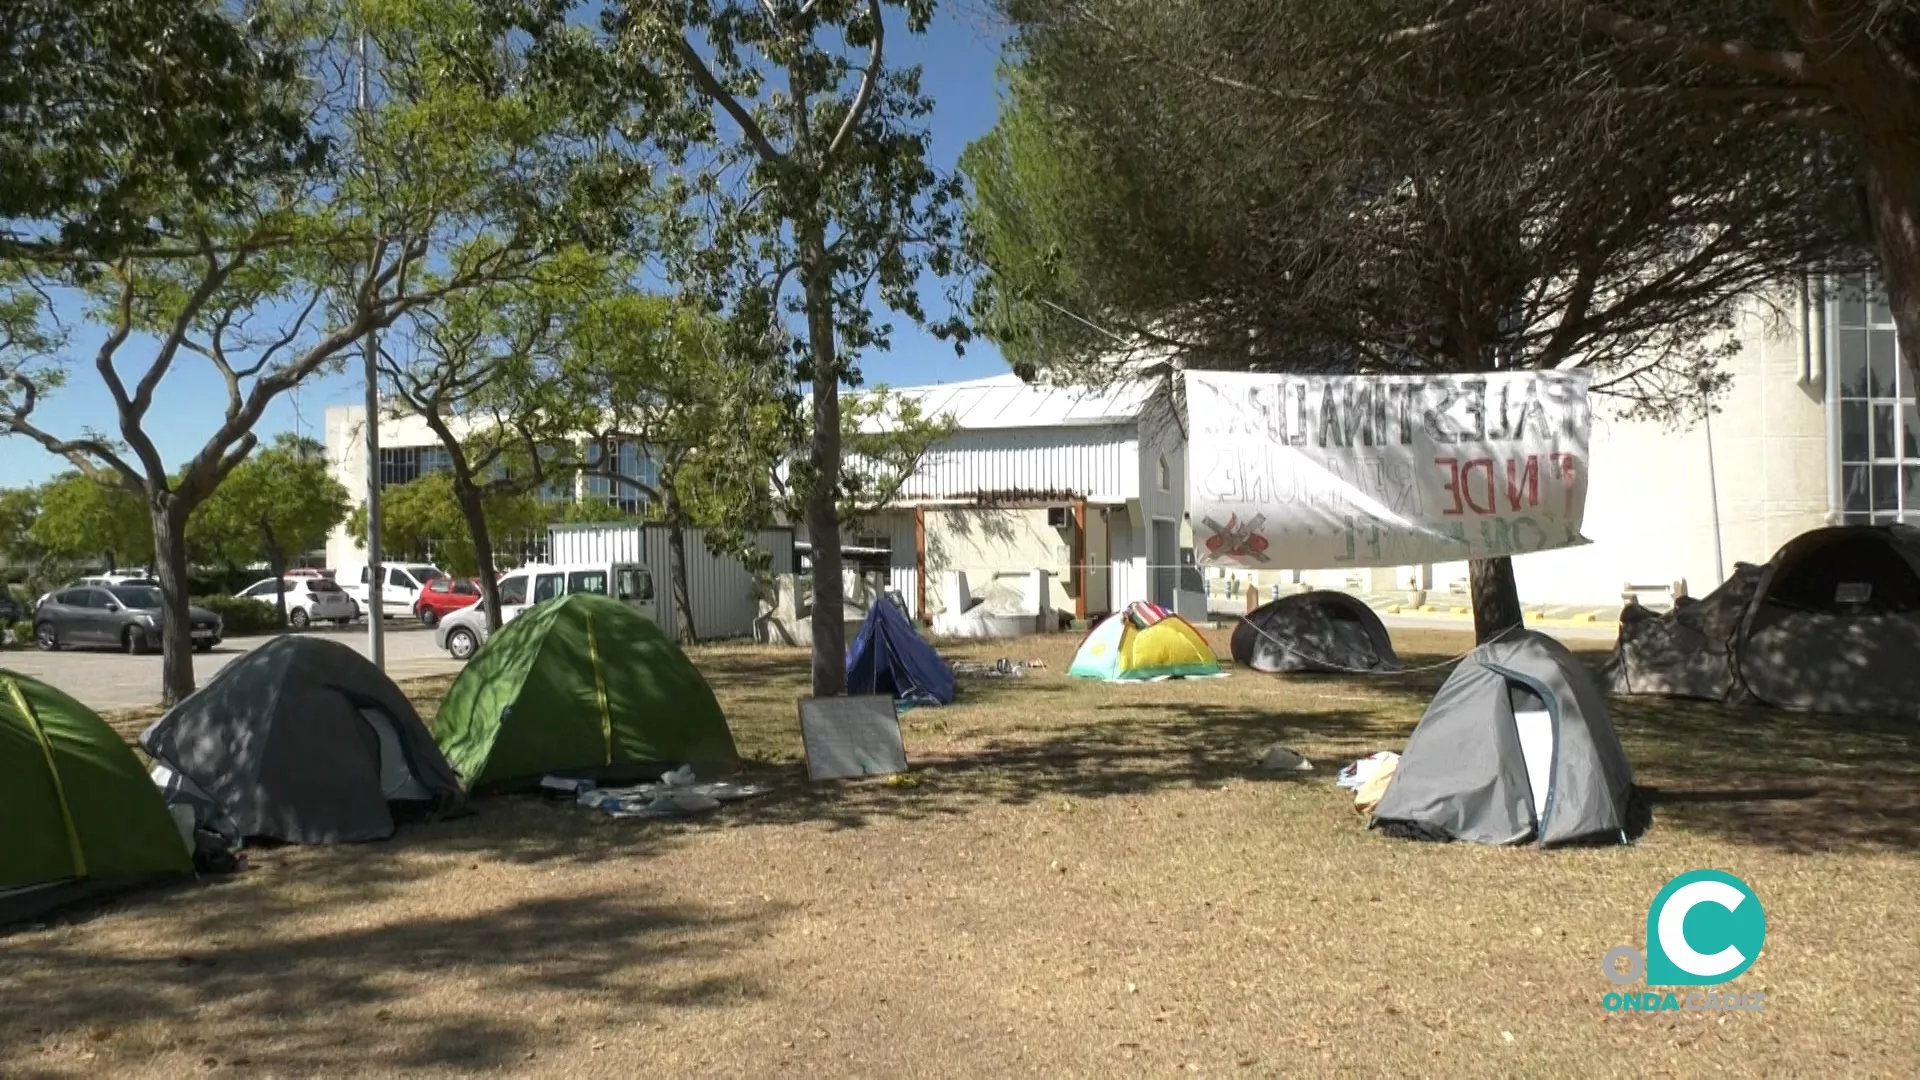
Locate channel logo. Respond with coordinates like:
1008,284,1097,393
1600,870,1767,1013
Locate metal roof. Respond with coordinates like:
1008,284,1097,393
855,374,1158,433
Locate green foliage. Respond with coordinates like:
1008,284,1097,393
0,485,44,566
348,472,545,578
0,0,323,258
968,2,1859,418
8,621,31,647
29,473,152,569
813,386,954,529
195,595,279,636
190,433,352,571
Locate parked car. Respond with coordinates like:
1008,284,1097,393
414,577,482,628
436,562,655,660
34,584,224,654
36,574,160,609
338,562,445,619
236,576,359,628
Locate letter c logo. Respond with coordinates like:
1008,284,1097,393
1656,880,1748,978
1645,871,1766,987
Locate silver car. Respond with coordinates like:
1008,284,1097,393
34,584,225,655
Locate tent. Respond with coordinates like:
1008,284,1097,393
1370,631,1637,847
847,597,955,705
141,636,462,844
1069,602,1222,681
1231,591,1403,674
1606,525,1920,715
434,592,739,791
3,670,191,924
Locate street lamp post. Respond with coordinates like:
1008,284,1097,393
359,30,385,668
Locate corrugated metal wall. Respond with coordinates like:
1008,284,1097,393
546,524,795,642
891,424,1138,502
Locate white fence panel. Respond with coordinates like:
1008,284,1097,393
546,523,794,641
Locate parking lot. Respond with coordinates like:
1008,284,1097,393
4,621,464,712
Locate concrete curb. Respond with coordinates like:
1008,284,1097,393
1381,604,1615,629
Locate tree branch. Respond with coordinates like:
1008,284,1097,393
671,36,788,166
3,373,145,489
825,0,885,160
1578,4,1816,85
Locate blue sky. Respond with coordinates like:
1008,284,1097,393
1,8,1012,488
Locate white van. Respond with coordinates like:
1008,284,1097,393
338,562,446,619
434,562,656,660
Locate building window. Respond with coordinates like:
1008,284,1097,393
584,440,657,513
1833,277,1920,524
377,445,453,488
1157,455,1171,492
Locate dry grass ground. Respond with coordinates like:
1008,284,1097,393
7,626,1920,1077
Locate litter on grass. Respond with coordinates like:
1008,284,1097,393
546,771,773,819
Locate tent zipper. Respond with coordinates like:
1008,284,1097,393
7,676,87,877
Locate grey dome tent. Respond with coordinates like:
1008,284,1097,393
1606,525,1920,716
141,636,462,844
1230,591,1403,674
1371,631,1637,847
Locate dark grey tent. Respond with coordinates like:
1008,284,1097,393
1230,591,1403,674
141,637,462,844
1606,525,1920,716
1371,631,1636,847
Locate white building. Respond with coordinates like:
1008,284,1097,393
814,374,1190,625
320,406,657,571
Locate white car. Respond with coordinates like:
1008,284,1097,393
338,562,446,619
435,562,656,660
237,576,359,628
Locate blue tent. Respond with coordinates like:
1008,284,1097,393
846,599,955,706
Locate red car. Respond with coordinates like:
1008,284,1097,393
414,577,482,627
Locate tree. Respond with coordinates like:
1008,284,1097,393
830,387,955,526
506,0,969,694
1383,2,1920,389
0,0,322,259
968,0,1858,639
379,251,616,629
29,473,153,572
347,472,545,579
563,288,774,643
0,0,631,704
190,434,351,626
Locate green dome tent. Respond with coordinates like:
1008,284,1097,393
433,593,740,791
2,670,191,925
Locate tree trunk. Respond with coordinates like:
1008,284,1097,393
260,517,288,628
801,233,847,697
663,477,698,646
150,500,196,707
1468,556,1524,645
1863,130,1920,395
452,478,505,630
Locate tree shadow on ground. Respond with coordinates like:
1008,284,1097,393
0,808,780,1075
711,704,1377,833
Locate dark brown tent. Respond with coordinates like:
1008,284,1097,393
1231,590,1402,674
1606,525,1920,716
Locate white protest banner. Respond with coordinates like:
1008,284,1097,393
1185,369,1591,569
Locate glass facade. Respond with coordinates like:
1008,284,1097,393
1833,278,1920,524
377,445,454,487
583,440,659,513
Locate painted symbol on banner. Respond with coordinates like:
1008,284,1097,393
1202,514,1271,562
